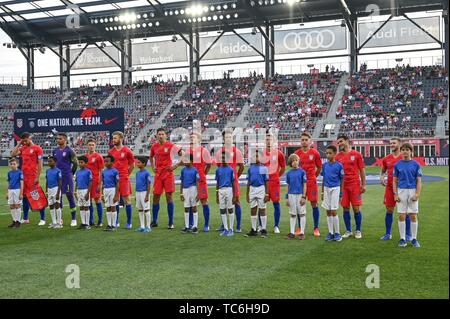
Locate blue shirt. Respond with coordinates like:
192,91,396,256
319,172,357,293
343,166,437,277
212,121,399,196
46,167,62,189
136,169,152,192
215,166,235,188
75,168,92,190
180,166,200,188
102,168,119,189
247,164,269,187
7,169,23,190
321,161,344,188
286,168,307,194
393,160,422,189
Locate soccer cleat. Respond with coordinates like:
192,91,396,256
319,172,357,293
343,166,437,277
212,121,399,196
143,227,152,233
325,233,334,241
216,225,224,232
38,220,46,226
181,227,191,234
135,227,145,232
168,224,174,230
313,228,321,237
95,223,103,228
8,221,15,228
21,219,30,224
191,227,199,234
245,229,258,237
203,226,210,233
48,223,55,229
235,228,242,233
150,222,158,228
116,223,120,228
286,233,295,240
89,222,95,227
85,225,91,230
380,234,392,241
411,239,421,248
111,226,117,231
298,233,305,240
125,223,133,230
104,225,113,232
78,224,85,230
256,226,262,233
398,239,407,247
226,229,234,237
355,231,362,239
54,224,62,229
405,234,412,242
14,221,21,228
273,226,280,234
342,231,353,239
220,229,228,237
70,220,77,227
333,233,342,242
260,229,268,238
294,227,301,236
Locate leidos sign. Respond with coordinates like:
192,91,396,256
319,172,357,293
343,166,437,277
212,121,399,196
199,34,263,60
358,16,440,48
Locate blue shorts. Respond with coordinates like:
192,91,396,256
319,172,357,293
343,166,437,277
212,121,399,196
61,174,74,195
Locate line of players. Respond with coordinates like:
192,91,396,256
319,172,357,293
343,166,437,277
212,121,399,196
6,130,422,247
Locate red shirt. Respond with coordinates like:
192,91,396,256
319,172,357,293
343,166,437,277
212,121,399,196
381,153,402,186
263,148,286,182
108,146,134,179
185,146,212,182
86,152,105,181
214,146,244,177
19,144,43,177
294,148,322,183
336,150,365,185
150,141,181,175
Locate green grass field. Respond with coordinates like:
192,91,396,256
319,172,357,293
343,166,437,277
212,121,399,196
0,166,448,299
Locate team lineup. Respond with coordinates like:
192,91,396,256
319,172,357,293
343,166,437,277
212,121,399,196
6,129,422,247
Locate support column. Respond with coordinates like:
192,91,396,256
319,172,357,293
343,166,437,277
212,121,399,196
443,3,449,69
193,29,200,83
59,44,70,93
26,47,34,90
120,38,133,87
189,30,194,85
349,17,358,74
269,25,275,78
264,23,270,79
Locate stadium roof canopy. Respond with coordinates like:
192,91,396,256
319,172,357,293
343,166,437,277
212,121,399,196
0,0,446,47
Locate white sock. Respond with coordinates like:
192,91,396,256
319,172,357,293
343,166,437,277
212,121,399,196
83,210,89,225
139,211,145,228
221,213,228,230
411,221,418,240
193,212,198,228
56,208,62,225
290,214,297,234
10,209,15,222
112,211,117,227
327,216,334,234
50,209,56,225
398,220,406,240
333,215,340,234
300,214,306,235
260,215,267,230
184,212,190,228
106,212,112,226
228,213,235,230
251,215,257,231
145,212,151,228
16,208,22,222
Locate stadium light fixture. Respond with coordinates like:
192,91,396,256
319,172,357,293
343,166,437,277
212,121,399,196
39,46,46,54
251,27,257,35
172,35,178,42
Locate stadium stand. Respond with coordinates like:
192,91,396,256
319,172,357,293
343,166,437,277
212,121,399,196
163,76,258,136
245,71,343,140
337,65,448,138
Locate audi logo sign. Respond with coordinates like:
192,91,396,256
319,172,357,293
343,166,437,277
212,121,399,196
275,25,347,55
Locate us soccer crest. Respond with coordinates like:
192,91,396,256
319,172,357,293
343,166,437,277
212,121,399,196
16,118,23,128
121,152,125,158
30,190,40,201
92,158,96,163
63,152,67,157
164,147,169,153
350,156,355,161
309,155,314,160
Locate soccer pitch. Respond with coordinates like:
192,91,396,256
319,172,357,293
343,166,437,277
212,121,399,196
0,166,448,299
